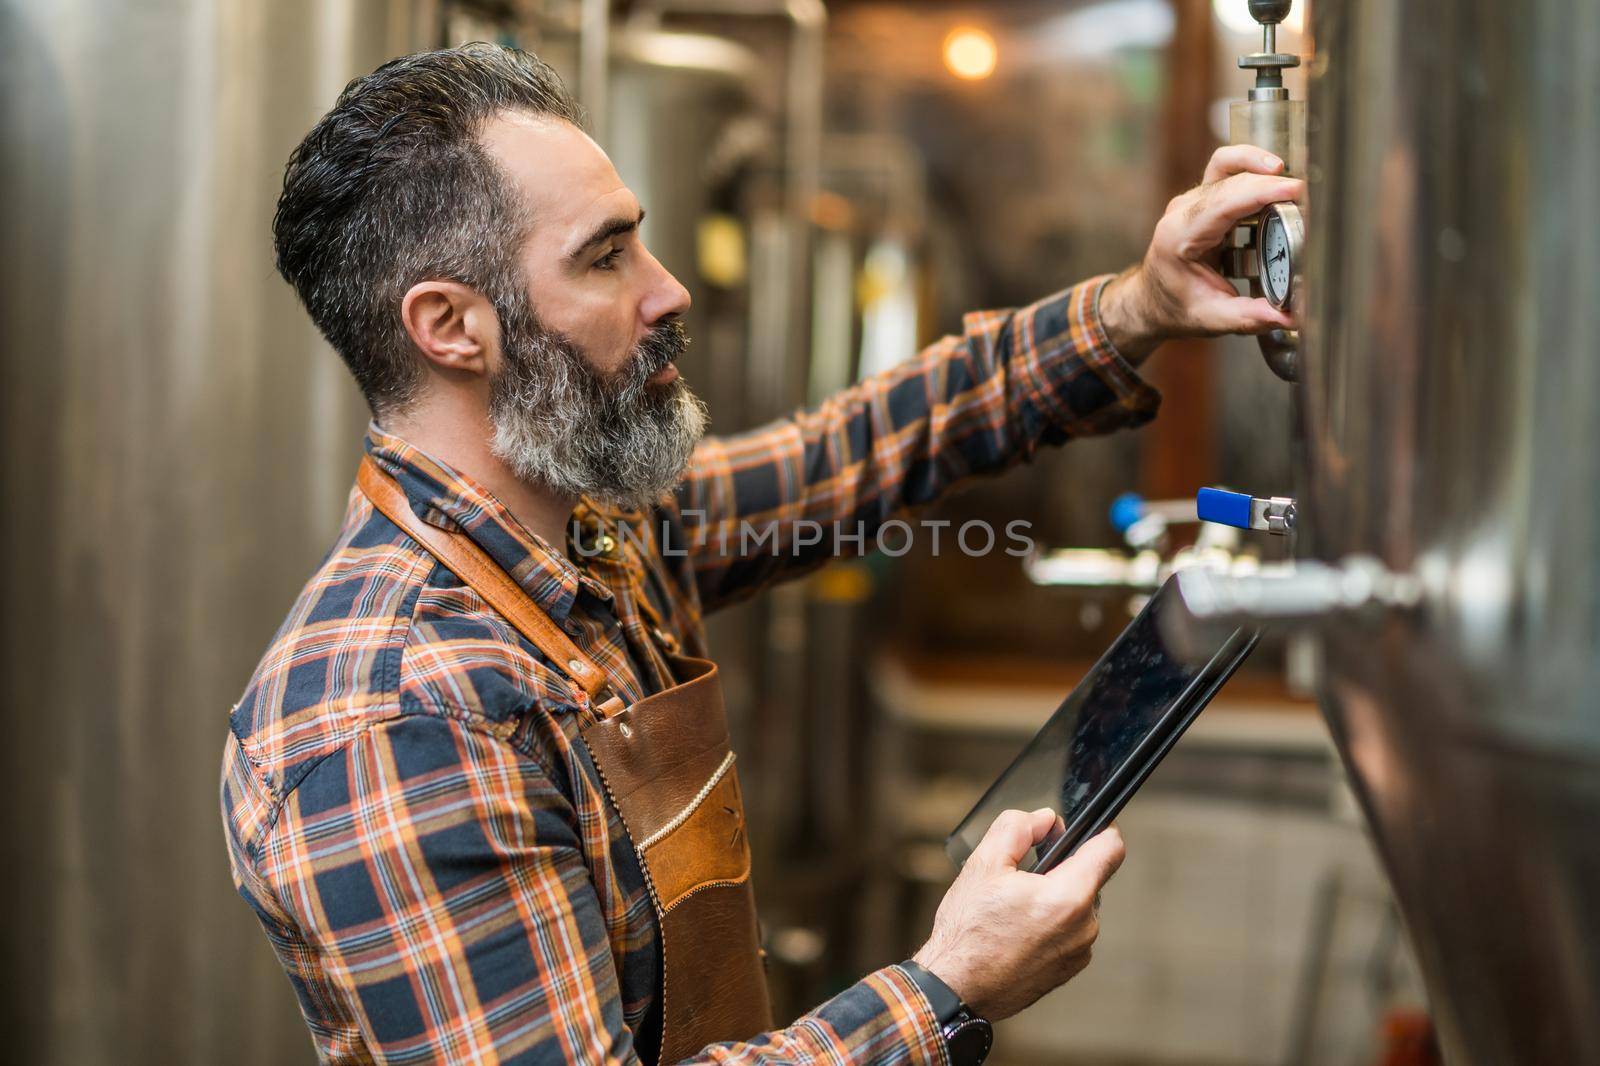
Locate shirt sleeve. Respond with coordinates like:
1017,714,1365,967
262,712,947,1065
675,275,1161,613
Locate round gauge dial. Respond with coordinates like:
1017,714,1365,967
1256,201,1305,309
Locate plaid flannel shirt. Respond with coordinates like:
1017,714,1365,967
222,276,1160,1064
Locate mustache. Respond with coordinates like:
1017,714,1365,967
630,319,689,380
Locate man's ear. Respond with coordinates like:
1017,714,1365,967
400,280,499,377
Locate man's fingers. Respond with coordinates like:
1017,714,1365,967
1197,295,1295,335
1203,144,1285,185
971,808,1059,869
1045,825,1126,898
1022,807,1062,848
1080,826,1127,887
1183,173,1304,249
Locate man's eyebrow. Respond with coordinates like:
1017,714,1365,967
565,208,646,264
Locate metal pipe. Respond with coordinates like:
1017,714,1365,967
579,0,610,145
1171,557,1423,627
643,0,826,412
642,0,824,220
822,132,929,237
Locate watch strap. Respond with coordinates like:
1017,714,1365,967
898,959,965,1027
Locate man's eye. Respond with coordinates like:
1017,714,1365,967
595,247,623,270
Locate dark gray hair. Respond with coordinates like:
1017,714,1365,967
272,43,582,415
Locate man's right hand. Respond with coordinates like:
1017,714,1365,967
1099,144,1304,361
911,809,1126,1021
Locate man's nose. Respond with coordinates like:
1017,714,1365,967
640,250,692,325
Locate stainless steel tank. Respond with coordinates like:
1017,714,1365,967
1303,1,1600,1061
0,2,432,1062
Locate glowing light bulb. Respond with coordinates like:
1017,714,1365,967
943,27,998,81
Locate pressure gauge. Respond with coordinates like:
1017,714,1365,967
1256,201,1305,309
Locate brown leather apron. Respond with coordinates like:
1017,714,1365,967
358,458,773,1062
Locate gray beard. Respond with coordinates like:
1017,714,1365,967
487,294,708,510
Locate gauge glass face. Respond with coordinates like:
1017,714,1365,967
1259,211,1293,307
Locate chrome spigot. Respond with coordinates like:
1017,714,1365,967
1172,556,1423,627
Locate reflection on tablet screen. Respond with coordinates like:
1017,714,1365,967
946,579,1243,869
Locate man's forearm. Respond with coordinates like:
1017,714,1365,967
678,276,1161,612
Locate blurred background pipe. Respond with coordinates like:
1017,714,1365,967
580,0,611,143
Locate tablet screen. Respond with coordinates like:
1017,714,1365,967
945,578,1250,870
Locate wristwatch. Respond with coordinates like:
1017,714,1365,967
899,960,994,1066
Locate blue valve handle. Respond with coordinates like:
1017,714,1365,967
1109,492,1147,534
1197,487,1297,534
1196,487,1254,529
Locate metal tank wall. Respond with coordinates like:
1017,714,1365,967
1303,0,1600,1062
0,1,431,1062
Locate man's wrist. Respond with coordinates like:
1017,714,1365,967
899,958,964,1025
900,959,994,1066
1098,266,1162,365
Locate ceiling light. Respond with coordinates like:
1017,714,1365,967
943,27,998,81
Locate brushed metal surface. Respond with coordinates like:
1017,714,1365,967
0,2,429,1062
1302,1,1600,1062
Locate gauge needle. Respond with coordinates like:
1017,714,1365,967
1270,249,1287,264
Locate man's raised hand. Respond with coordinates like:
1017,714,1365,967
1099,144,1305,362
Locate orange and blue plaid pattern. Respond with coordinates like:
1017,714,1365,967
221,276,1159,1063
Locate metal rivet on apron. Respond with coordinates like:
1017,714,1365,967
618,722,634,739
569,659,586,673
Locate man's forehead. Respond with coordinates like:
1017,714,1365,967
479,112,637,240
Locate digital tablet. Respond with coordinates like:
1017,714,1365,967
946,575,1259,873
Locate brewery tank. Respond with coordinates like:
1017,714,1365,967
0,3,440,1062
1301,0,1600,1061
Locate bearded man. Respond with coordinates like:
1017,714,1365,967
222,43,1301,1066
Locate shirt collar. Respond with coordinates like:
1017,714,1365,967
363,424,613,623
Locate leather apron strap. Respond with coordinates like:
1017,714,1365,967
357,457,773,1060
357,457,614,704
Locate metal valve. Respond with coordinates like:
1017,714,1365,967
1222,0,1306,383
1239,0,1300,102
1247,0,1292,18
